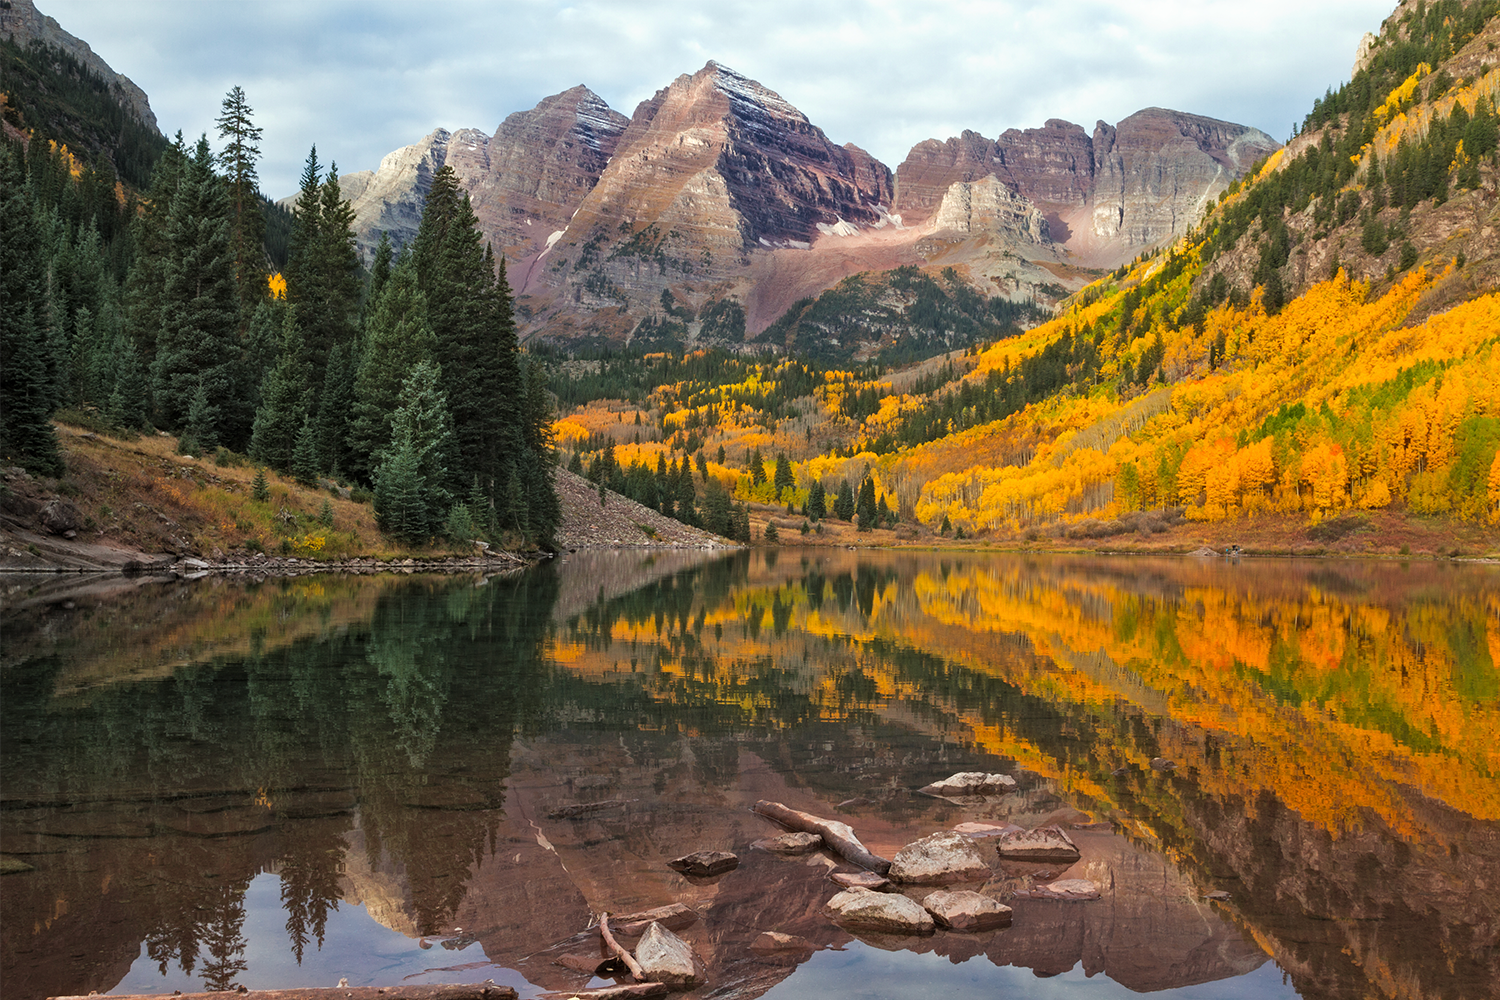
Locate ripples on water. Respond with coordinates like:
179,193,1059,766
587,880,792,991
2,551,1496,1000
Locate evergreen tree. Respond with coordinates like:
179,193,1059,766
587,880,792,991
367,232,393,307
284,146,322,305
348,256,434,483
180,377,220,455
292,414,319,486
105,334,149,430
856,476,878,531
315,340,356,475
249,306,312,471
151,135,239,434
806,480,827,520
833,479,856,520
215,85,267,322
773,452,794,496
0,144,62,474
251,467,270,502
374,360,455,544
121,133,187,362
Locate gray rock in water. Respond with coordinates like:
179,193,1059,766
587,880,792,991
1150,757,1177,771
635,920,704,985
889,830,993,884
922,889,1013,931
667,850,738,876
920,771,1017,797
996,825,1081,862
953,821,1022,839
753,832,823,854
823,887,935,934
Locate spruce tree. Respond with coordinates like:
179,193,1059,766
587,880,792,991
0,145,62,473
249,306,312,471
348,256,435,483
106,335,149,430
856,476,878,531
773,453,794,496
284,146,322,304
806,480,827,521
214,85,267,322
374,360,456,544
152,135,239,434
833,479,855,521
292,414,319,486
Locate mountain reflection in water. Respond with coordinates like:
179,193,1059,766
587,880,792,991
1,552,1495,1000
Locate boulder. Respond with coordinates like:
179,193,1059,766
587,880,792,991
831,870,891,891
823,888,935,935
1022,878,1101,901
753,832,823,854
667,850,738,877
634,921,704,986
922,889,1013,931
995,825,1081,862
920,771,1017,797
612,902,697,936
39,497,82,535
1150,757,1177,771
889,831,993,884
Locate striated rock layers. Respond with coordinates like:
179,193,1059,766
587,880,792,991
336,86,629,262
0,0,158,131
329,63,1276,338
537,61,895,308
894,109,1280,263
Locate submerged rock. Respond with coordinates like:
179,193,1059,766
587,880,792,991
922,889,1013,931
749,930,814,952
635,920,705,985
831,870,892,891
823,887,935,934
1020,878,1101,901
996,825,1081,863
920,771,1017,797
953,821,1022,839
753,832,823,854
889,830,993,884
667,850,739,876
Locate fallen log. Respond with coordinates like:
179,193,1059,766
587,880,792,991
599,912,646,981
752,799,891,875
540,985,669,1000
50,988,517,1000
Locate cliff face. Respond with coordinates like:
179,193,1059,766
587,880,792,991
894,109,1279,264
533,62,896,310
0,0,158,131
335,86,628,262
335,66,1275,340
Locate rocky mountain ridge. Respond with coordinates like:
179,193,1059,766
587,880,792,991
0,0,158,132
309,61,1279,345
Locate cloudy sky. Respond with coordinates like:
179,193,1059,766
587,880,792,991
44,0,1395,197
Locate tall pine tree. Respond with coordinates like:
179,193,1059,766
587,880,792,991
214,85,267,323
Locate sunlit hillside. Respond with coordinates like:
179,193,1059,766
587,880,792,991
550,2,1500,549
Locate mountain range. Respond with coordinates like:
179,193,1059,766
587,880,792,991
322,61,1279,342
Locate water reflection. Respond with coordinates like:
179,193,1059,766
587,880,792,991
2,553,1496,1000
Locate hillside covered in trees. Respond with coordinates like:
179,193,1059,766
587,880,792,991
541,0,1500,551
0,55,561,552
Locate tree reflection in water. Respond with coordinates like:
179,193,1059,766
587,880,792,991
1,553,1496,1000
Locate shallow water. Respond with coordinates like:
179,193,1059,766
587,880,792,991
2,551,1496,1000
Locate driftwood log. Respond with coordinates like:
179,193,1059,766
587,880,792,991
752,799,892,875
50,988,517,1000
599,912,646,980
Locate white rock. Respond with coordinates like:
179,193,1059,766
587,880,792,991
920,771,1017,797
889,831,993,884
996,825,1081,862
823,888,935,934
922,889,1013,931
634,920,704,985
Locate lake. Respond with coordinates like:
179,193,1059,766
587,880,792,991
2,550,1497,1000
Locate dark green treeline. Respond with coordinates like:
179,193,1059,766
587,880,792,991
0,75,558,547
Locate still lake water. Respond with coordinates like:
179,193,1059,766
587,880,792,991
2,551,1497,1000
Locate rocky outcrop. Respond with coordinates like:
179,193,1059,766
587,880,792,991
922,889,1013,931
332,87,629,262
0,0,158,131
894,110,1278,262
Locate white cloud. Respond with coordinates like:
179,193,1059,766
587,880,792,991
40,0,1394,196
